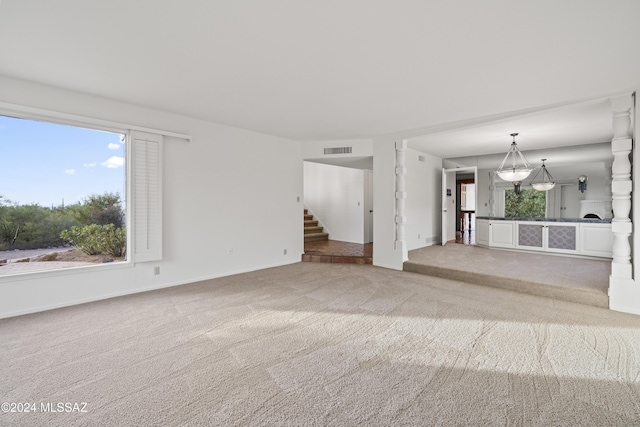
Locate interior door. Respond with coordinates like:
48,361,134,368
441,169,456,245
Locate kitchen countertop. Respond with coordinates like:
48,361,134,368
476,216,611,223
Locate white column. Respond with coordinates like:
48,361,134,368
395,140,408,261
610,95,633,279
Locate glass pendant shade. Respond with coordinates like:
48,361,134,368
495,133,533,182
531,182,555,191
530,159,556,191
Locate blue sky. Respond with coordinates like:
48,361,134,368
0,115,126,207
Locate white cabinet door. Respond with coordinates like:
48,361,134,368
546,223,579,254
580,223,613,258
516,222,545,251
490,221,515,248
476,219,490,246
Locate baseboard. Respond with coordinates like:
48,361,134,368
0,259,301,319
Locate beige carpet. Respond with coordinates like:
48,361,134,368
1,262,639,426
406,244,611,308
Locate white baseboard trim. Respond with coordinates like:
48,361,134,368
0,259,300,319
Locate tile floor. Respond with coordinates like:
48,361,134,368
302,240,373,264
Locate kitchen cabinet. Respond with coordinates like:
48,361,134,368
476,219,490,246
489,221,515,248
516,222,579,254
476,218,611,259
580,223,614,257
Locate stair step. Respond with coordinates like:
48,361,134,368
304,232,329,242
304,226,324,234
304,214,313,220
304,220,318,227
304,209,308,214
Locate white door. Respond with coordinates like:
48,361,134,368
561,184,580,218
441,169,456,245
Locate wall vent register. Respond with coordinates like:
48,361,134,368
324,147,353,155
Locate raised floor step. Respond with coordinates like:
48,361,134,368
304,220,319,227
403,252,609,308
304,226,324,234
304,232,329,242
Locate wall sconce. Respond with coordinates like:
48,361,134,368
578,175,588,193
513,181,522,195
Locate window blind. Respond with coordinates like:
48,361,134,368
131,131,163,262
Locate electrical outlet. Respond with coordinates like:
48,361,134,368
284,249,287,255
154,266,160,275
418,234,421,239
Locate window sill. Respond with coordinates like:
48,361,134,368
0,259,134,283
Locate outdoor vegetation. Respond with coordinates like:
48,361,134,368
505,188,546,218
0,192,125,257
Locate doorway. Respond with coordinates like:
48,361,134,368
456,177,476,244
302,159,374,263
441,167,477,245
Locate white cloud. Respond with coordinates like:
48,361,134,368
84,162,97,168
102,156,124,169
108,143,121,150
65,169,76,175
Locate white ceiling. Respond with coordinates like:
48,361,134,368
410,97,616,160
0,1,638,147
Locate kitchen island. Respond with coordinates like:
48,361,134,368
475,216,612,258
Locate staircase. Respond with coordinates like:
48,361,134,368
304,209,329,242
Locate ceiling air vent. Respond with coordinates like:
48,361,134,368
324,146,352,155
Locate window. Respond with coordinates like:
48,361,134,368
0,114,127,275
504,188,546,217
0,109,164,277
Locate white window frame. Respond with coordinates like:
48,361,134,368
0,102,189,280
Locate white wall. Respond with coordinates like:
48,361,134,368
301,139,373,160
303,161,365,243
476,169,492,216
372,138,403,269
0,76,303,318
579,175,606,201
480,168,608,218
405,149,442,249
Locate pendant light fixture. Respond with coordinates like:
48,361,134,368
530,159,556,191
496,133,533,182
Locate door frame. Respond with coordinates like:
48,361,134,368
442,166,478,245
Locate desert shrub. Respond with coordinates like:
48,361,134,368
66,192,125,228
92,204,125,228
60,225,104,255
60,224,126,257
100,224,126,257
0,203,78,250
